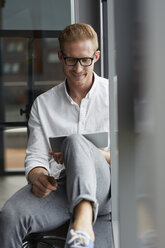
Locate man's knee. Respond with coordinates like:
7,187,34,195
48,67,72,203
62,134,84,152
65,134,83,144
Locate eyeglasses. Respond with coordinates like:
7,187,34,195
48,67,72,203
61,51,96,67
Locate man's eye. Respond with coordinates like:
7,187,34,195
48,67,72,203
81,58,91,64
67,58,76,63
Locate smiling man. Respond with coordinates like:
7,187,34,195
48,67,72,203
0,23,111,248
58,38,100,97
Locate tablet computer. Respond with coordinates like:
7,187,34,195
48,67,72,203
49,132,108,153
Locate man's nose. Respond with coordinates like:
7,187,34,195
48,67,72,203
74,60,83,72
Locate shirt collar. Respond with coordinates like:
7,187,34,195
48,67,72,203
86,72,98,99
64,72,98,103
64,80,75,104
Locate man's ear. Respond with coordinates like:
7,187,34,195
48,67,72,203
58,50,63,61
94,50,100,62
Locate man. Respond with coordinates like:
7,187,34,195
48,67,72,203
0,23,111,248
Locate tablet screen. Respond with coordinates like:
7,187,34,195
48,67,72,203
49,132,108,153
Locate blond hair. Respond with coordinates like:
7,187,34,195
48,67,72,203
58,23,98,51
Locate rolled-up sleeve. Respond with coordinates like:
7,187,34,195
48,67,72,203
25,99,51,180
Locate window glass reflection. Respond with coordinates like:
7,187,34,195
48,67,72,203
1,38,28,122
34,38,64,98
1,0,72,30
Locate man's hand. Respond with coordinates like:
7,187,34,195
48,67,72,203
32,174,58,198
49,151,63,164
99,149,110,164
28,167,58,198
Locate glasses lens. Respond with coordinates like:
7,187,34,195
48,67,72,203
80,58,92,66
64,56,93,66
65,58,77,66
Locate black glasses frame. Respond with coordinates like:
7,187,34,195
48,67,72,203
61,51,96,67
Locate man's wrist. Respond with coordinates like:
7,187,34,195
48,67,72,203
28,167,49,184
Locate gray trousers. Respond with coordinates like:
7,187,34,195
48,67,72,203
0,134,111,248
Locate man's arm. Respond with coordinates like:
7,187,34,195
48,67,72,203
25,99,51,181
28,167,58,198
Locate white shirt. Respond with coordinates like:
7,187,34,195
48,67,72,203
25,72,110,179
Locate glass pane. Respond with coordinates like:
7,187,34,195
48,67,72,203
1,38,28,122
4,85,27,122
1,0,73,30
4,127,27,170
34,38,65,98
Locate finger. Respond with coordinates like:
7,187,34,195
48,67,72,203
39,175,58,191
56,155,61,164
54,152,61,156
33,178,52,194
57,153,63,163
54,153,63,164
49,151,58,162
54,154,60,164
48,176,58,186
49,151,59,161
33,188,51,198
50,152,61,163
54,152,62,159
32,184,52,198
